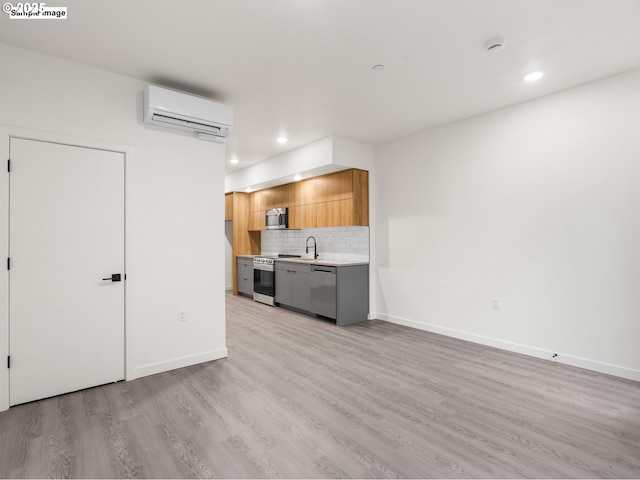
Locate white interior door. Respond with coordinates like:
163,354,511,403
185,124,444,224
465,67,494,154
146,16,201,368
9,138,125,406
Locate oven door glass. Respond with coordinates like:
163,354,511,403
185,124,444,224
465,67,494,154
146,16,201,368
254,268,275,296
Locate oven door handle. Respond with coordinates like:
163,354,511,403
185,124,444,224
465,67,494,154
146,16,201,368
253,264,274,272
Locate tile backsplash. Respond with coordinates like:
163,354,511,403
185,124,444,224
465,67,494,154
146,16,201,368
262,226,369,262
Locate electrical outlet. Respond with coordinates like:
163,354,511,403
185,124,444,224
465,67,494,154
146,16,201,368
491,297,501,310
178,309,187,322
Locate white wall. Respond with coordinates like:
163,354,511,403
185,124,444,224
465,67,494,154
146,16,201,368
374,69,640,381
0,43,227,410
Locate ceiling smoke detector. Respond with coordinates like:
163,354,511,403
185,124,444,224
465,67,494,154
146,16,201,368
484,37,505,53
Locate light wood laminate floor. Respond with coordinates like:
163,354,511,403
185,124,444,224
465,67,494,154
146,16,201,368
1,294,639,478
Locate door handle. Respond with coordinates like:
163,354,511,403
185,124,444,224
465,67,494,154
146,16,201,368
102,273,122,282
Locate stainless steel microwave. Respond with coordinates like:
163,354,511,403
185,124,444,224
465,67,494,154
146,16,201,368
265,207,288,230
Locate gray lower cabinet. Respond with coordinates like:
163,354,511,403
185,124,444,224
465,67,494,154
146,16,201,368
276,261,369,326
237,257,254,296
311,264,368,326
291,268,311,311
275,262,310,311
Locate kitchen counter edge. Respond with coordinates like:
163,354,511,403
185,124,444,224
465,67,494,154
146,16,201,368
275,258,369,267
236,255,368,267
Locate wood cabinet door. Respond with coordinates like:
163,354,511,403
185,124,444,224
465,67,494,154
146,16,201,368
248,210,265,231
249,190,266,212
352,169,369,226
316,199,353,227
289,204,317,229
291,177,316,206
225,193,234,220
272,184,291,209
316,170,353,203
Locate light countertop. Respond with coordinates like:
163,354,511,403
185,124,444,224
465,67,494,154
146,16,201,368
236,254,368,267
275,258,369,267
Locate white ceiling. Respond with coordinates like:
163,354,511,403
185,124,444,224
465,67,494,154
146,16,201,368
2,0,640,174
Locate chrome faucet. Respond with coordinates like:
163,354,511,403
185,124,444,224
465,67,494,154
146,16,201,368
306,236,318,259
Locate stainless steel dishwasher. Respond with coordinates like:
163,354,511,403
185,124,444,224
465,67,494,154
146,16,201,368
310,265,337,319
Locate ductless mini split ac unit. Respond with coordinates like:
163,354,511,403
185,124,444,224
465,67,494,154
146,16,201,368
143,85,233,143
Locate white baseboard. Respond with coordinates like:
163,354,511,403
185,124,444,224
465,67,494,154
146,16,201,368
373,312,640,382
128,347,228,381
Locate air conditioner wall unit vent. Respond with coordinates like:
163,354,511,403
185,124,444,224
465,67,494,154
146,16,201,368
143,85,232,142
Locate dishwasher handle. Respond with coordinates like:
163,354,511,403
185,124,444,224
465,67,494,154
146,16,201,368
311,266,336,274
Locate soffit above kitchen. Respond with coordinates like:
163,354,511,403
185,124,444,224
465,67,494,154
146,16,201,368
1,0,639,174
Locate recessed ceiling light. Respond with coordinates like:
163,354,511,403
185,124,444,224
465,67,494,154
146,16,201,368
230,158,239,164
277,137,288,144
372,64,385,71
293,174,302,181
245,187,253,193
524,71,544,82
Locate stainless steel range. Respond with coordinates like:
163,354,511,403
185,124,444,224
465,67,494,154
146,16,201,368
253,256,276,306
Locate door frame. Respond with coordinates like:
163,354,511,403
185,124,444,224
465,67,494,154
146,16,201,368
0,125,134,412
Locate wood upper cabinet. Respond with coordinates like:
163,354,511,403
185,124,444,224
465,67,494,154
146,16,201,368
260,189,277,211
316,170,353,203
291,177,316,206
224,193,233,220
316,170,368,227
271,184,291,209
248,210,265,231
289,204,317,229
352,169,368,226
316,199,354,227
251,184,291,211
240,168,368,229
249,190,266,212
